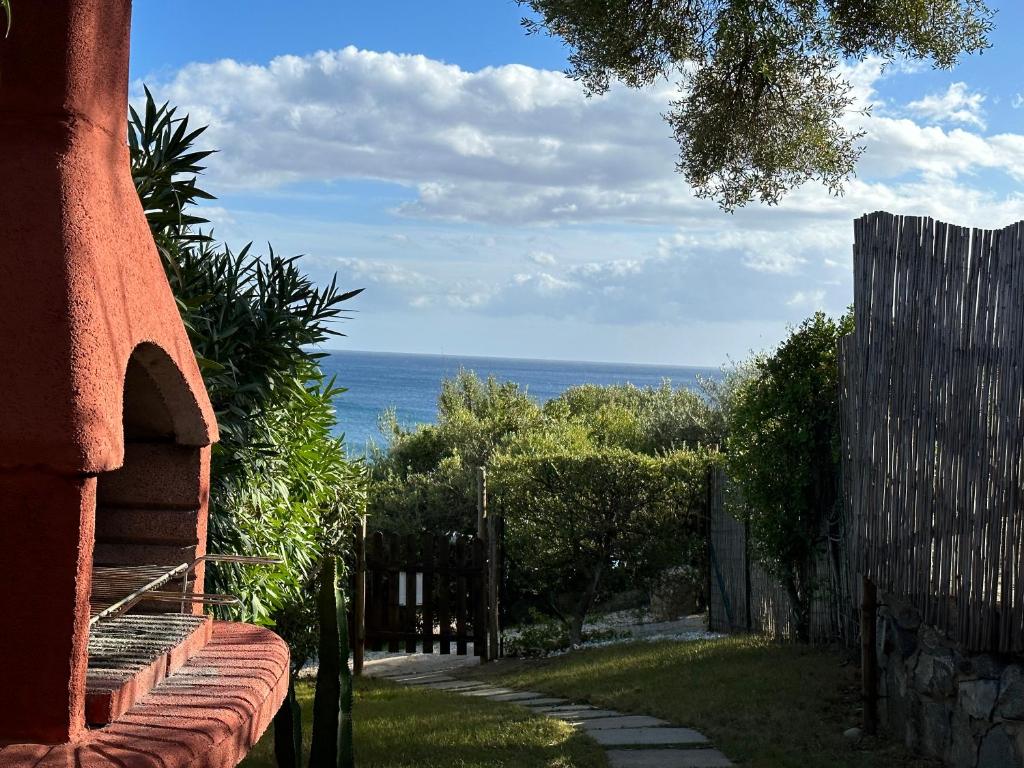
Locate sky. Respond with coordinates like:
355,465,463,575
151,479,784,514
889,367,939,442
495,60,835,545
129,2,1024,367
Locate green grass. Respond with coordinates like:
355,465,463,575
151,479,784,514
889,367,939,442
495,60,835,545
241,677,607,768
462,636,938,768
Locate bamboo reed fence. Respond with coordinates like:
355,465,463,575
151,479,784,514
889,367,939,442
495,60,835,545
841,211,1024,654
707,468,847,643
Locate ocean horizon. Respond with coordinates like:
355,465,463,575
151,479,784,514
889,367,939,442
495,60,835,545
320,349,722,454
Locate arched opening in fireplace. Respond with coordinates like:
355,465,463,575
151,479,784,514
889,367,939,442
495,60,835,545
94,342,209,578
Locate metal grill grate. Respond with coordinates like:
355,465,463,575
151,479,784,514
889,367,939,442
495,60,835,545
87,613,208,689
90,564,188,624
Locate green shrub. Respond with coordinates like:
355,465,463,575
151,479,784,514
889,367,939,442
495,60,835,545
503,610,626,658
129,90,365,634
493,447,715,643
726,311,852,641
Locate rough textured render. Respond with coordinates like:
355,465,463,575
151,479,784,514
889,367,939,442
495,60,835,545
0,2,285,761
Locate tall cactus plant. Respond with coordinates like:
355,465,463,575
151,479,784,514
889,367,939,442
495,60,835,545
309,556,355,768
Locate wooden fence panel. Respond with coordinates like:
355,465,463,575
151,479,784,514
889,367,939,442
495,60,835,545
386,533,400,652
421,532,434,654
472,537,486,658
437,537,451,655
842,212,1024,654
368,532,385,652
455,537,468,656
404,534,417,653
356,529,495,657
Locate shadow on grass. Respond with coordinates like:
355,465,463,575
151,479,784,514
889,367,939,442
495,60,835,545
241,676,607,768
464,635,938,768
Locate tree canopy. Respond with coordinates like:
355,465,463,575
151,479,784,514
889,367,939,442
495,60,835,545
519,0,994,209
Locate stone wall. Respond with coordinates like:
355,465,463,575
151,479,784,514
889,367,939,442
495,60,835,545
878,595,1024,767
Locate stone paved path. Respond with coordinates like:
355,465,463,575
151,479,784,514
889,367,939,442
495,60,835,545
366,667,734,768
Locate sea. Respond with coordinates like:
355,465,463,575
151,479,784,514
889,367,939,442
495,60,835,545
319,350,721,455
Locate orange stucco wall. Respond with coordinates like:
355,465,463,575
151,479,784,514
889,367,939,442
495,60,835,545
0,0,220,745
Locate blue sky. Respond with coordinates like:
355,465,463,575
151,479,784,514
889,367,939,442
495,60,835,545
130,2,1024,366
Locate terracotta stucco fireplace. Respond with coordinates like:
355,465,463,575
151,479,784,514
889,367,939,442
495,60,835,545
0,1,288,765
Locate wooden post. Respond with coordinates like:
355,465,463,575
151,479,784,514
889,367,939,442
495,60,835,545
476,465,493,661
487,512,502,661
476,466,487,539
704,465,714,624
473,537,487,659
421,532,435,654
438,536,451,655
743,516,753,632
352,517,367,676
861,575,878,735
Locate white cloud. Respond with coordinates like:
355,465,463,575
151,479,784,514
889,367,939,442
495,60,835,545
150,48,1024,233
906,82,987,129
787,290,826,309
150,48,1024,360
147,47,678,226
527,250,557,266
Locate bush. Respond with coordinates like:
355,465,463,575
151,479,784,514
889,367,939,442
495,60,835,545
367,371,541,535
503,610,626,658
726,311,852,641
368,372,723,538
130,91,365,637
493,447,715,643
648,565,703,622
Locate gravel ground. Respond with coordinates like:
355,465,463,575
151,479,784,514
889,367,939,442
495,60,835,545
299,612,721,677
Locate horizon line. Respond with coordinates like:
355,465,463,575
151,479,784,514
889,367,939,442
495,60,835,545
320,347,726,371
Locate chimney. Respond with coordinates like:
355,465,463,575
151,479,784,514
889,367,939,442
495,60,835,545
0,0,218,744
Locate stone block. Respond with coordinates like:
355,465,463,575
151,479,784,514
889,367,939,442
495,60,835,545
98,442,206,510
978,724,1018,768
915,653,958,699
606,749,733,768
487,691,550,702
894,655,911,698
590,727,709,747
519,697,570,707
948,709,978,768
918,700,952,758
575,716,670,730
959,654,1004,682
997,666,1024,721
545,708,622,720
95,507,201,546
887,666,912,740
960,679,999,720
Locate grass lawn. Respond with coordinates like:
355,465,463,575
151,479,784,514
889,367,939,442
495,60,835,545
241,676,607,768
462,635,938,768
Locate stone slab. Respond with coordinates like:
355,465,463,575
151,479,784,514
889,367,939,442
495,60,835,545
400,674,456,685
574,716,670,730
487,691,552,702
421,680,488,691
607,749,733,767
460,687,517,697
546,708,622,720
536,708,598,720
519,698,571,708
591,727,710,747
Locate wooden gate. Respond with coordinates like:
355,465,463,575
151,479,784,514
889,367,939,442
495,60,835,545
351,524,502,670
